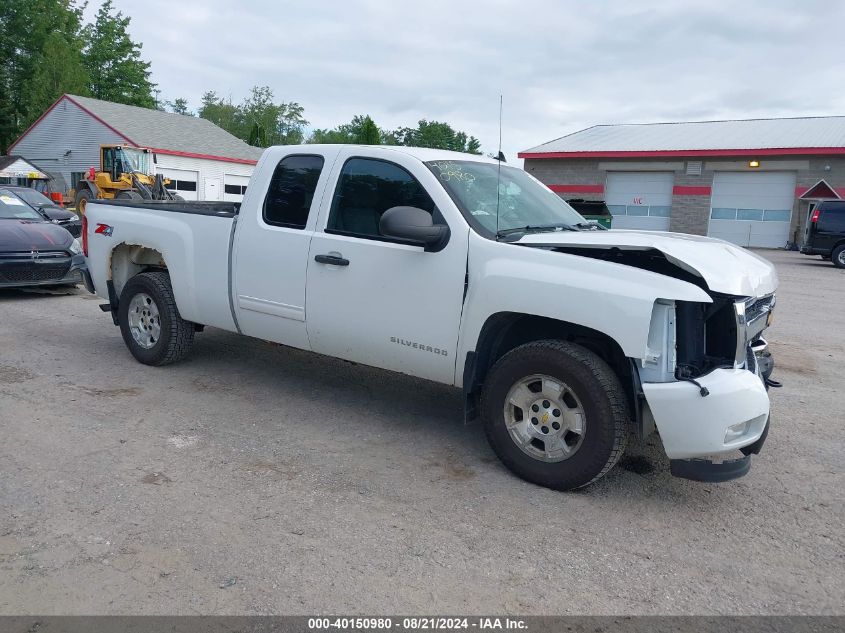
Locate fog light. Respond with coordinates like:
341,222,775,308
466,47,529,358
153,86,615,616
725,421,749,442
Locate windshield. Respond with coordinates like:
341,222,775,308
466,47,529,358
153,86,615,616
426,160,586,237
11,187,52,207
118,147,151,174
0,190,44,221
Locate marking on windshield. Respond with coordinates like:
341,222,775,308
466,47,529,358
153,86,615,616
429,161,476,183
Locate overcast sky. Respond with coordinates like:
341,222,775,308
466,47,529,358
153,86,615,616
96,0,842,161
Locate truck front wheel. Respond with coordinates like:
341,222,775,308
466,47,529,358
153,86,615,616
118,271,195,366
480,340,629,490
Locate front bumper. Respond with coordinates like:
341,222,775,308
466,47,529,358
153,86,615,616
642,367,770,460
0,252,87,288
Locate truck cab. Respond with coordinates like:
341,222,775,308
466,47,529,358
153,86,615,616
82,144,778,491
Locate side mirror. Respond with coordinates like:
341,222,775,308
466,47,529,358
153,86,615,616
379,206,450,252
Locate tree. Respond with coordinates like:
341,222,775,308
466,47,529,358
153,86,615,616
391,119,482,154
240,85,307,146
198,86,308,147
82,0,155,108
23,32,89,117
0,0,88,151
198,91,240,133
165,97,193,116
309,115,385,145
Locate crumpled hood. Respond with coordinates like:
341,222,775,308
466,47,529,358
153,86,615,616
517,229,778,297
0,219,74,252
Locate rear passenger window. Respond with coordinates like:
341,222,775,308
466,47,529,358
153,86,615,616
263,155,325,229
327,158,435,238
819,203,845,230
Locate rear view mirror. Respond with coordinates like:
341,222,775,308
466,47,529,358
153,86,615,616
379,206,450,252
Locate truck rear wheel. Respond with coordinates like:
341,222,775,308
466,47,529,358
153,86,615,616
480,340,629,491
118,271,195,366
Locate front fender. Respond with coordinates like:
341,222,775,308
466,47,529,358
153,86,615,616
455,234,711,386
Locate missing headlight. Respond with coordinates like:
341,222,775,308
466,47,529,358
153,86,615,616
675,297,738,379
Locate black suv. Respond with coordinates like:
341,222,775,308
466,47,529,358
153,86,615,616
801,200,845,268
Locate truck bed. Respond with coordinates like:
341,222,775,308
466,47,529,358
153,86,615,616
88,199,239,218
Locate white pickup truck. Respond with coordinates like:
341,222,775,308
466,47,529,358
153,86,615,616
82,144,778,490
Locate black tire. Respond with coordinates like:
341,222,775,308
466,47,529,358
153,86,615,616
481,340,629,491
832,244,845,269
118,271,194,366
116,190,143,201
74,188,92,215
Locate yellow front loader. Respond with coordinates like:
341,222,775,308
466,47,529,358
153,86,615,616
74,145,179,214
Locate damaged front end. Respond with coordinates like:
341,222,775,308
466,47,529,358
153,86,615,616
675,293,777,387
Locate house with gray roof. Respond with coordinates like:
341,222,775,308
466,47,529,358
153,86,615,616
6,94,263,202
520,116,845,248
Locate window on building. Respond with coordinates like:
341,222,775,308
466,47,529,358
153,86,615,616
164,179,197,192
263,155,325,229
327,158,435,238
225,184,248,195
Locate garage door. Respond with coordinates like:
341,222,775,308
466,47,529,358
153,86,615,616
708,172,796,248
158,167,199,201
224,174,250,202
605,172,673,231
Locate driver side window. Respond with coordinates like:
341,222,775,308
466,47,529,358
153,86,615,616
327,158,435,239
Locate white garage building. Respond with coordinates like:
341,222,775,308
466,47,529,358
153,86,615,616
7,94,262,203
520,116,845,248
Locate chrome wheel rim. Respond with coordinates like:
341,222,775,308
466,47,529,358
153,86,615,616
503,374,586,462
127,293,161,349
838,250,845,265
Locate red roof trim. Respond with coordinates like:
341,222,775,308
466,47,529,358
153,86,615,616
547,184,604,194
150,148,258,165
519,147,845,159
673,185,712,196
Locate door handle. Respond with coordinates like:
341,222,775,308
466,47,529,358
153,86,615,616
314,253,350,266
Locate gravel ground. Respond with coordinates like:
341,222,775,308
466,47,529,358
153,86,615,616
0,249,842,615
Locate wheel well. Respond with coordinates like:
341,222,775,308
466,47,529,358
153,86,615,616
110,243,168,297
464,313,633,418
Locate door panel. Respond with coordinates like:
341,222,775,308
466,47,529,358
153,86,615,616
605,172,673,231
233,150,337,350
305,154,468,385
204,178,220,201
708,172,796,248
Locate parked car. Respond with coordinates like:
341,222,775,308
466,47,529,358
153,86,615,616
801,200,845,268
0,188,87,288
3,186,82,237
83,145,778,490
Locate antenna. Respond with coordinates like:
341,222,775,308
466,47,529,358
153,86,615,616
495,94,503,238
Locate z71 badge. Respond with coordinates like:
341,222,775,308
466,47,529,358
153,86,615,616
94,223,113,236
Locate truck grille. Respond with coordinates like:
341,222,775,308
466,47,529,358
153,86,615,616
0,251,71,284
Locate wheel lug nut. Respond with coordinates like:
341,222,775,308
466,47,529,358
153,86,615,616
541,426,549,434
542,400,550,408
531,404,539,412
553,409,561,417
531,417,538,425
552,422,561,430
